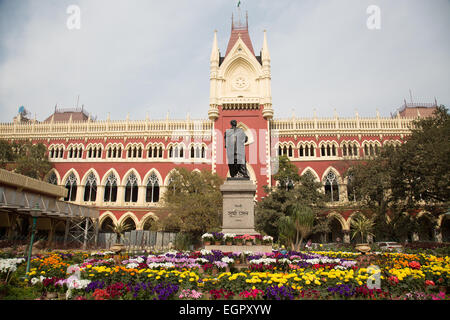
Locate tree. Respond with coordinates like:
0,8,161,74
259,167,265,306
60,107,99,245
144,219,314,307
0,140,15,168
350,213,375,244
162,168,223,241
347,105,450,241
108,220,134,243
256,155,326,241
291,204,315,250
0,139,52,180
15,142,52,180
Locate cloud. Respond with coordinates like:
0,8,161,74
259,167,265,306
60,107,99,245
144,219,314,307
0,0,449,123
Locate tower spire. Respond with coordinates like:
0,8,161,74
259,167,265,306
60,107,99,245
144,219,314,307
210,30,219,63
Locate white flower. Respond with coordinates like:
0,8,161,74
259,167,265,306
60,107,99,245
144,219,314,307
223,233,236,239
126,263,139,269
201,233,213,239
249,258,276,265
263,236,273,241
200,249,212,255
221,257,234,264
195,258,209,264
0,258,25,273
277,258,292,264
30,277,39,285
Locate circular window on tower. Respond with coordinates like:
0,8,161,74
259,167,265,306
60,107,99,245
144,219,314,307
233,76,249,90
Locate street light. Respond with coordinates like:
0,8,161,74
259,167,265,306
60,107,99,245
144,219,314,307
25,203,41,276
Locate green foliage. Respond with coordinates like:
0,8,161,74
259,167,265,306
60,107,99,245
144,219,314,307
0,140,16,168
162,168,223,240
256,155,325,241
0,139,52,180
291,204,315,249
350,213,375,244
174,232,194,251
346,105,450,241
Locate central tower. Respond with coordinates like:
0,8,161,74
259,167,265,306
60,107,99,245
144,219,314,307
209,11,273,198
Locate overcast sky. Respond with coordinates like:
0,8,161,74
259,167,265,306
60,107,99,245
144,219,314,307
0,0,449,122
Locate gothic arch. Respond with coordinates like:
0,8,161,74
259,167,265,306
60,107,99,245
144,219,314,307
300,167,320,182
44,169,61,185
138,212,160,230
99,211,118,228
80,168,101,185
61,169,81,185
321,167,343,184
122,168,142,186
117,212,139,229
101,168,121,186
164,168,179,186
143,168,163,186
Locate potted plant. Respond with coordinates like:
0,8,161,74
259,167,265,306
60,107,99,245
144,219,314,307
234,236,243,245
212,232,224,245
254,235,263,245
350,214,375,254
201,233,214,246
223,233,235,246
263,235,273,245
242,234,255,246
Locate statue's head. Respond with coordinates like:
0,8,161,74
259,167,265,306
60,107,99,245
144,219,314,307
230,120,237,127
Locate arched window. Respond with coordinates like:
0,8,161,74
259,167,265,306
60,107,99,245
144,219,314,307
64,173,77,201
288,145,293,157
324,171,339,202
146,173,160,203
321,145,326,156
83,172,97,202
190,146,195,158
158,147,163,158
47,172,58,185
310,145,314,157
124,173,138,203
299,145,304,157
201,146,205,158
169,146,173,158
104,173,118,202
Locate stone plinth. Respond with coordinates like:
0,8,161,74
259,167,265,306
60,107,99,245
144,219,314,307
204,245,272,253
220,179,258,235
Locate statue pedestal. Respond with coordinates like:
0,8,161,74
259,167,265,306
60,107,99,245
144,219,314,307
220,179,259,235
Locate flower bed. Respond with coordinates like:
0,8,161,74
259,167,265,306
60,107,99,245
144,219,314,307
1,249,448,300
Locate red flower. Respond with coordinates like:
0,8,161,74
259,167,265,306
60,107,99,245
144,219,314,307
425,280,435,286
408,261,421,269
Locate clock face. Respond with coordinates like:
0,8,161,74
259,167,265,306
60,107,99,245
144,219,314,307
233,76,249,90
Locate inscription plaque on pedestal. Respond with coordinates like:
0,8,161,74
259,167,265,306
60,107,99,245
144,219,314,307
220,179,258,235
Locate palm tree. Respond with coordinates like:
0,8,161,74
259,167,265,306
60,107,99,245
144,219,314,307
108,221,133,243
350,214,375,244
291,205,315,250
278,216,296,250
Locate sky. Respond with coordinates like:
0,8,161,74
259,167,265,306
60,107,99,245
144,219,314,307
0,0,449,122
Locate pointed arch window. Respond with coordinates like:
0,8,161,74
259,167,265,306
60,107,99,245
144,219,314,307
64,173,77,201
124,173,138,203
146,173,160,203
324,171,339,202
83,172,97,202
47,172,58,185
104,173,118,202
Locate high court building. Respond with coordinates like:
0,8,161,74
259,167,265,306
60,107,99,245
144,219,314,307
1,13,446,243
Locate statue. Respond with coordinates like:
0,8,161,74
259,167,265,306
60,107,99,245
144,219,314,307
224,120,249,179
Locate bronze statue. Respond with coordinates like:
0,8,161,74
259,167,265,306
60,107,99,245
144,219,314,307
224,120,249,179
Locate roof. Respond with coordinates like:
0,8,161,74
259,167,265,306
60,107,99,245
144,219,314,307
44,107,90,122
225,27,255,57
399,106,437,118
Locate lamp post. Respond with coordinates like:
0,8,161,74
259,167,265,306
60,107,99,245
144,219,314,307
25,204,41,276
